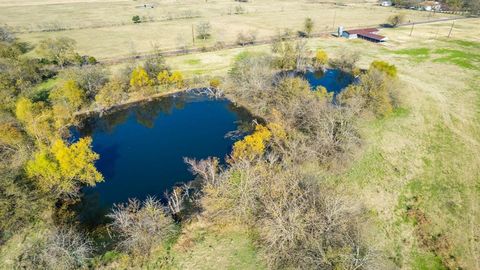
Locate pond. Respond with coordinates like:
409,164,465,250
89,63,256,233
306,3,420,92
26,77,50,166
303,69,354,94
74,92,254,226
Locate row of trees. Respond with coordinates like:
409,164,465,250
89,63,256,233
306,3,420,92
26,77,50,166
0,29,182,267
392,0,480,12
0,29,105,268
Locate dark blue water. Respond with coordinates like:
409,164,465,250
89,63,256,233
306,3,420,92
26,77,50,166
74,93,254,225
303,69,354,94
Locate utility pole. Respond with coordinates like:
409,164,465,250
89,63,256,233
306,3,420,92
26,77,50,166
447,20,455,38
410,23,414,36
191,24,195,45
332,11,337,30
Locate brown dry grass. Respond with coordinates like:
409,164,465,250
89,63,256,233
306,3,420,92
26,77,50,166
0,0,456,59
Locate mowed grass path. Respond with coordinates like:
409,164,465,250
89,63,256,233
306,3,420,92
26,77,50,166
0,0,455,60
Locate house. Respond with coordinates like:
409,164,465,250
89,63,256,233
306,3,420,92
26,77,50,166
418,1,442,11
341,28,388,42
380,1,392,7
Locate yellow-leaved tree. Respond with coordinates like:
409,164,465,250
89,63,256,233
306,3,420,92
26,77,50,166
157,70,170,85
369,60,397,78
49,80,86,111
130,66,153,89
313,49,328,69
15,97,55,143
168,71,185,88
231,124,272,161
314,86,333,103
26,137,103,194
95,78,127,108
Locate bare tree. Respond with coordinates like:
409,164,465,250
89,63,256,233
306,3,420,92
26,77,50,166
107,197,175,256
225,52,275,112
16,226,93,270
0,26,15,43
295,38,311,71
329,51,360,73
184,157,219,186
59,65,109,99
166,184,191,215
196,21,212,40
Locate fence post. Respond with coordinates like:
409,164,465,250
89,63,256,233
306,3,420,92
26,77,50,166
447,20,455,38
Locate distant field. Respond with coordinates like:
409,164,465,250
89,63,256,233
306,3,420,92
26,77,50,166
133,18,477,77
0,0,456,60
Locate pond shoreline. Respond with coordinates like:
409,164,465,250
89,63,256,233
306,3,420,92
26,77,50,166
74,87,190,118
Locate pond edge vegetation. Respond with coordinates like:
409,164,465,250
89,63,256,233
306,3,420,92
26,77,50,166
2,27,402,269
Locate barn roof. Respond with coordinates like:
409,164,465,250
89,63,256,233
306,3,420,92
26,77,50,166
345,28,379,35
357,32,387,41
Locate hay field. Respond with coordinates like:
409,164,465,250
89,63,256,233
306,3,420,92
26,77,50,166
0,0,455,60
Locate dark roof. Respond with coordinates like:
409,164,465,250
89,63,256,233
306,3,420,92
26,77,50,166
357,32,386,41
345,28,379,35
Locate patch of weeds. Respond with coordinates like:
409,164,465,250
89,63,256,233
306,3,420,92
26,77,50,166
344,147,390,187
29,77,58,102
370,107,410,129
393,48,430,62
192,69,205,75
392,107,409,117
446,39,480,49
184,58,201,65
433,49,480,70
90,250,123,268
412,251,447,270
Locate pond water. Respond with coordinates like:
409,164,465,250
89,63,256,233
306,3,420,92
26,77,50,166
303,69,354,94
74,70,352,226
74,92,254,226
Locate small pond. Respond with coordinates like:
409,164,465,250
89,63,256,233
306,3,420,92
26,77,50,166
74,92,254,226
74,69,353,226
303,69,354,94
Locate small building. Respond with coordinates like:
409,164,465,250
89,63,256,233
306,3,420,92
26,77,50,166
417,1,442,11
136,3,155,9
342,28,388,42
380,1,392,7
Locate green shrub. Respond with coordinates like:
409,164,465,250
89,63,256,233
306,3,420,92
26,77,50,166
132,15,141,24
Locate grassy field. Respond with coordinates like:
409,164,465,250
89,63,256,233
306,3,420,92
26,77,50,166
0,0,456,60
135,18,478,269
0,1,478,267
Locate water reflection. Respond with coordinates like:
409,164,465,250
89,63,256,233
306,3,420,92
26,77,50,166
303,69,354,94
74,92,255,227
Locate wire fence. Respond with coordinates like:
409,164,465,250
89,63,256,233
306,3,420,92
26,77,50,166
99,16,473,65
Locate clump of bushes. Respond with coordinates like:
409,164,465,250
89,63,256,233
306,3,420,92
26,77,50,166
107,197,176,257
132,15,141,24
16,226,93,269
339,60,399,117
329,51,361,74
236,30,257,46
387,13,406,28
